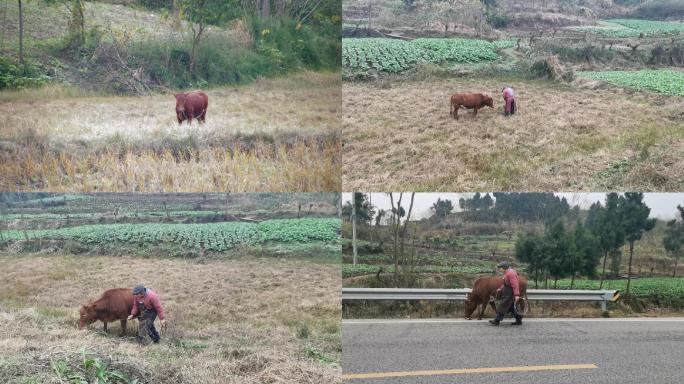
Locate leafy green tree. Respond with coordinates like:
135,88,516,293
342,193,374,224
571,221,602,287
431,198,453,220
619,193,656,296
586,193,626,288
515,232,547,287
177,0,240,73
481,193,493,211
663,205,684,277
545,220,575,288
44,0,85,48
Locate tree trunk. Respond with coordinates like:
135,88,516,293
570,272,575,289
18,0,23,65
544,270,548,289
172,0,182,30
599,250,608,289
352,193,357,266
261,0,270,19
674,253,679,278
369,194,373,243
626,241,634,296
390,193,401,286
399,193,415,278
68,0,85,48
189,24,204,74
276,0,285,18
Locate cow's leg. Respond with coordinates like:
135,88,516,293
120,319,127,336
454,105,459,120
199,110,206,123
477,303,487,320
473,107,478,117
103,321,108,333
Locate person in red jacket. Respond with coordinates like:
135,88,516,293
127,284,166,344
502,86,516,116
489,261,523,326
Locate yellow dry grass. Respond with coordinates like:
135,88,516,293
0,72,341,192
342,77,684,191
0,254,341,383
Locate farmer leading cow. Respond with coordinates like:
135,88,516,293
489,261,523,326
127,284,167,345
502,86,516,116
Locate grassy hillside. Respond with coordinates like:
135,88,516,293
1,0,341,93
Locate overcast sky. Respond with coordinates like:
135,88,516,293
342,193,684,221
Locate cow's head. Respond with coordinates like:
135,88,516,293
78,302,98,329
464,296,477,320
484,96,494,108
174,93,187,111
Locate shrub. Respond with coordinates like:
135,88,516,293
0,57,50,90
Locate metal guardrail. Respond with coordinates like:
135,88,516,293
342,288,620,311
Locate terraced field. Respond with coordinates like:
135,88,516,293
577,70,684,97
3,218,340,252
342,38,505,75
574,19,684,37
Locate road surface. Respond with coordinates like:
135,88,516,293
343,318,684,383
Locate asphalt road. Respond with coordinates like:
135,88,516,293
342,318,684,384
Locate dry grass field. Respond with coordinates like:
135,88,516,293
0,254,341,383
0,73,341,192
342,76,684,191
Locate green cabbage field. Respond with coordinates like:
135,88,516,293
577,69,684,96
3,218,340,252
575,19,684,37
343,37,504,74
543,277,684,308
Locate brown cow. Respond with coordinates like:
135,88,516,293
79,288,134,335
450,93,494,120
175,90,208,125
464,276,528,320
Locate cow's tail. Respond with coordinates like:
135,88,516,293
522,292,530,315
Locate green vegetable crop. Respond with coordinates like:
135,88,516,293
4,218,340,252
343,37,504,75
577,69,684,97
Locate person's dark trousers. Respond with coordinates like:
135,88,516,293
137,316,160,344
495,302,521,323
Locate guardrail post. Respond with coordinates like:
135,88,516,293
600,300,606,312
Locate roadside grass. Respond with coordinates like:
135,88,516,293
0,73,341,192
342,76,684,191
0,254,341,383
